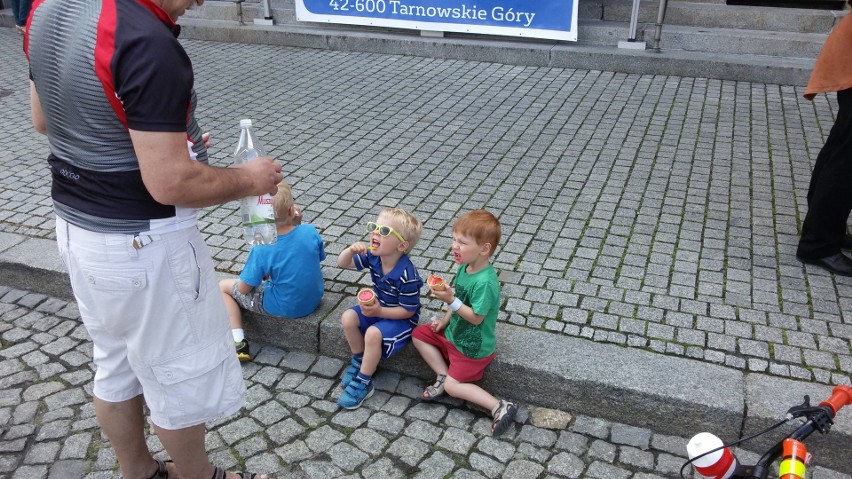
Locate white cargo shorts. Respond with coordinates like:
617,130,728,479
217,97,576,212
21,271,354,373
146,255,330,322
56,216,245,430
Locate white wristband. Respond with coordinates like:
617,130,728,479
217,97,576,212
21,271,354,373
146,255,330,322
449,297,463,311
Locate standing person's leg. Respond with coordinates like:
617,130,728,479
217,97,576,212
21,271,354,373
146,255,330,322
10,0,19,24
153,424,216,479
10,0,29,29
94,395,176,479
57,220,256,478
797,88,852,271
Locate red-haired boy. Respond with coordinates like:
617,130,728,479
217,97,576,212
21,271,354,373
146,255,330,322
412,209,516,436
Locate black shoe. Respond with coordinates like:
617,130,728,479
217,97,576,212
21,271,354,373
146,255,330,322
842,234,852,251
797,252,852,276
235,340,251,362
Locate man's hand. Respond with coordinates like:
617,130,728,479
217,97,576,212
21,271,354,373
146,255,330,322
234,156,282,196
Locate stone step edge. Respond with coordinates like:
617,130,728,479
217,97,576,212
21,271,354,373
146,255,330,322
0,233,847,472
177,18,813,86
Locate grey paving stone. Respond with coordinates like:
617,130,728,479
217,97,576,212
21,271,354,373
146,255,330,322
610,424,651,450
469,452,505,478
327,441,369,471
572,416,610,439
584,461,632,479
414,451,455,479
502,459,546,479
588,439,618,463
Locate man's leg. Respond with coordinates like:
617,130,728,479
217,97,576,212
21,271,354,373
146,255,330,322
94,395,174,479
153,423,214,479
798,88,852,260
155,423,271,479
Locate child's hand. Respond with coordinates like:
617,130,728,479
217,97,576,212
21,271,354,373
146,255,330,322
292,205,302,226
430,316,448,333
431,286,454,304
360,300,381,318
349,241,369,255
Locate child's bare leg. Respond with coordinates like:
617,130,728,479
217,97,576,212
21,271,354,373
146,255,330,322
219,279,243,330
341,309,365,355
413,338,448,376
444,377,499,412
359,326,383,376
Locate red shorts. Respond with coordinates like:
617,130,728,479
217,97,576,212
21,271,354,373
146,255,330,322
412,324,495,383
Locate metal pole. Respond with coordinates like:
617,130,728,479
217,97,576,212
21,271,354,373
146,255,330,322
618,0,646,49
235,0,244,24
652,0,669,51
628,0,641,41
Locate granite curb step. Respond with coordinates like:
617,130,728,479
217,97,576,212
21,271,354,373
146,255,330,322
0,6,827,85
0,233,849,472
171,18,813,86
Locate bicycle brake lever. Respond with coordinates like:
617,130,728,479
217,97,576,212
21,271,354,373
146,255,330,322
785,395,812,420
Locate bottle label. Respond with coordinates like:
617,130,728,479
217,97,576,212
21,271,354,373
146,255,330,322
244,194,275,226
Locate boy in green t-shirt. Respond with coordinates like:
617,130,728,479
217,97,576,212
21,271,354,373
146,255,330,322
412,209,517,436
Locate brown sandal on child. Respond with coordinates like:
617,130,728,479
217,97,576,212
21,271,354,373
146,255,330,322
421,374,447,400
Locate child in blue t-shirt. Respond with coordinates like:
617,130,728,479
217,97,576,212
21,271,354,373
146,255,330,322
219,182,326,361
336,207,424,409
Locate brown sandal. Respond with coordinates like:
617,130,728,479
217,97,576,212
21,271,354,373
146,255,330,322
421,374,447,400
211,466,262,479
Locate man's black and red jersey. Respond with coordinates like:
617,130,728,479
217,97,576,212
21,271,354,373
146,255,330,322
26,0,207,234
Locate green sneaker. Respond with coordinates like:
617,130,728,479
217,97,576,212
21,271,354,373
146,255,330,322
235,340,251,362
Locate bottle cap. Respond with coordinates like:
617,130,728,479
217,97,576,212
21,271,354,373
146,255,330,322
240,119,253,128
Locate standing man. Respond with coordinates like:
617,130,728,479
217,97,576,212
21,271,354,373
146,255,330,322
26,1,276,478
796,13,852,276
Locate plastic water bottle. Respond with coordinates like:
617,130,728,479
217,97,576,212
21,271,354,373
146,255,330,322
234,119,276,245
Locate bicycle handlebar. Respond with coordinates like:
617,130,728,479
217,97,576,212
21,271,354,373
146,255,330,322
818,385,852,417
685,385,852,479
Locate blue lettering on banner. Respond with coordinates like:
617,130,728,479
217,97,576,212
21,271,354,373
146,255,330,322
296,0,577,41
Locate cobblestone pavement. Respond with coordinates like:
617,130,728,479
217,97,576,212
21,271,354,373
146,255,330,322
1,289,850,479
1,21,852,477
2,28,849,386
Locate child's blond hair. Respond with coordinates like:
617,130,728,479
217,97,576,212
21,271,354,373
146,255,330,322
453,209,501,256
381,207,422,252
273,182,294,222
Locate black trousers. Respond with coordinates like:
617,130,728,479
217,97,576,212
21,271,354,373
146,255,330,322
798,88,852,260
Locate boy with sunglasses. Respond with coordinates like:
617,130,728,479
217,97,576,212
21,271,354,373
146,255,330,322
412,209,517,436
336,208,424,409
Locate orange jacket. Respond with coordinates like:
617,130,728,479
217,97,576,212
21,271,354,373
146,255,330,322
805,13,852,100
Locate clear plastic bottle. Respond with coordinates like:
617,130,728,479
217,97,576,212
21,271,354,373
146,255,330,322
234,119,277,245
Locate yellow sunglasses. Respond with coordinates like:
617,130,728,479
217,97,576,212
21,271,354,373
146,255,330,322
365,221,406,243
